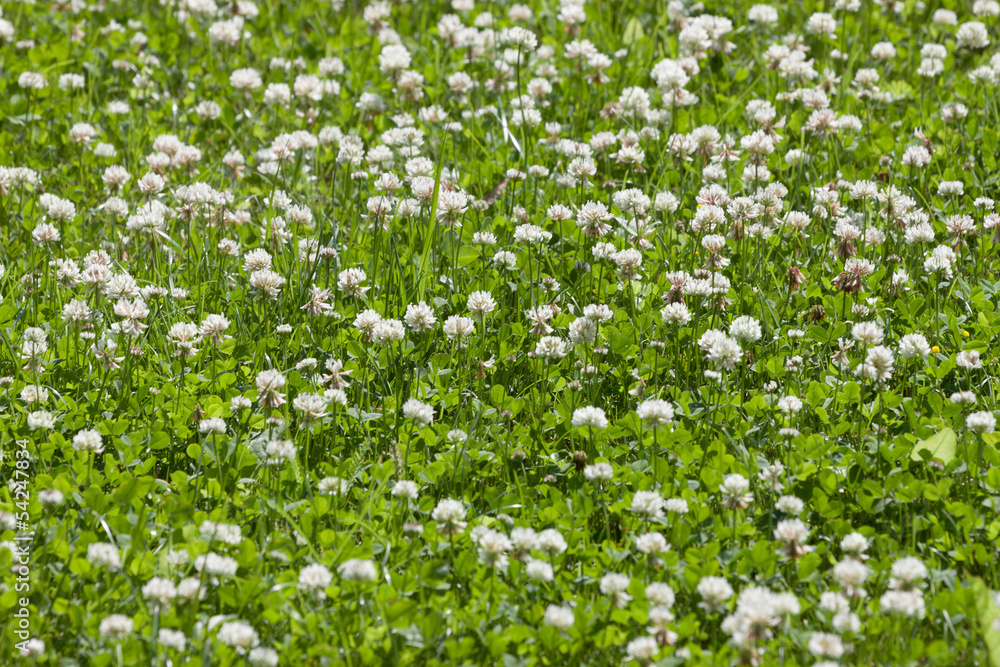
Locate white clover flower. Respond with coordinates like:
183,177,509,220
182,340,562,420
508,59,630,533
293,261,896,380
808,632,845,660
661,302,691,325
402,398,434,426
88,543,121,571
38,489,64,508
898,333,930,359
957,350,983,370
432,498,467,534
338,558,378,582
776,395,803,415
697,576,734,612
535,336,568,360
158,629,187,651
73,429,104,452
635,532,669,554
476,529,512,569
537,528,567,556
833,558,869,598
299,563,333,593
880,590,925,617
200,520,242,546
466,290,496,316
198,418,226,435
525,557,554,582
248,648,279,667
632,491,665,519
967,411,996,434
443,315,475,340
318,477,349,496
851,322,883,345
773,518,812,557
217,621,259,653
775,496,804,515
544,604,574,629
584,462,614,482
255,369,287,408
27,410,55,430
665,498,689,515
729,316,762,344
194,553,238,577
637,399,674,427
950,391,977,406
956,21,989,50
626,636,659,661
571,406,607,431
707,336,742,371
646,582,675,607
599,572,632,607
510,527,539,552
337,268,369,296
142,577,178,605
99,615,133,640
391,480,420,500
719,474,753,509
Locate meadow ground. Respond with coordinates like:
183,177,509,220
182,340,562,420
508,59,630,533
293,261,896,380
2,0,1000,664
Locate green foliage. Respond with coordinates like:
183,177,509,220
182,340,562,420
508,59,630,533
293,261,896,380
1,0,1000,664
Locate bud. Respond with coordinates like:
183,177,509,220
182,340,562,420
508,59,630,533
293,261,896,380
834,272,863,293
787,266,804,294
600,102,623,119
